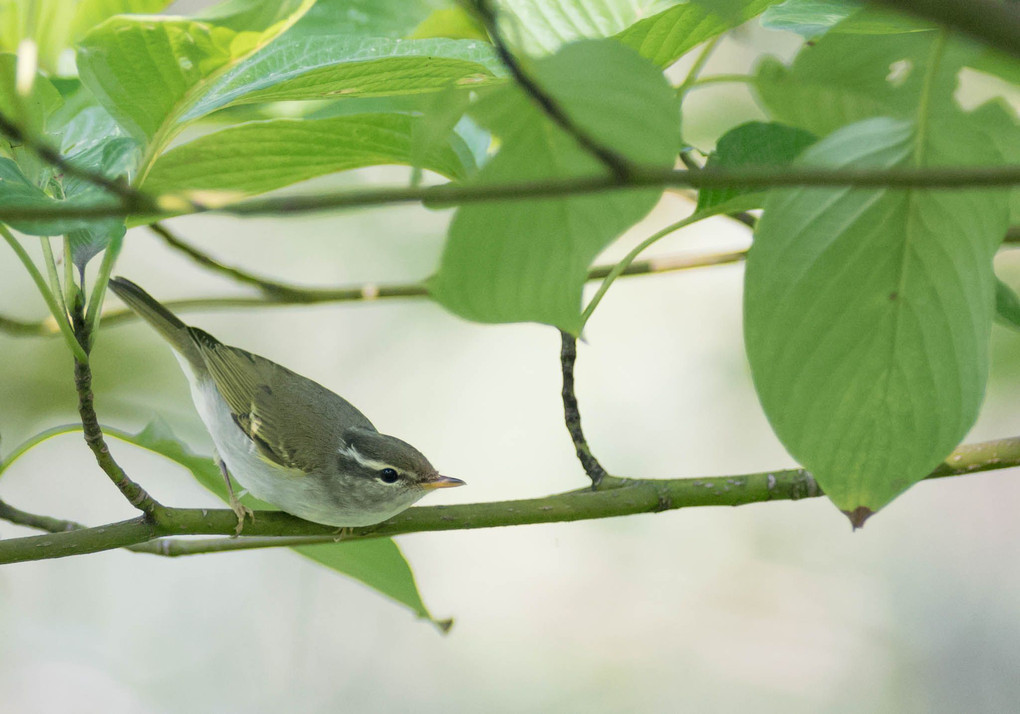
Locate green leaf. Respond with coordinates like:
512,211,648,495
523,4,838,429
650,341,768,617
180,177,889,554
183,36,501,121
967,99,1020,224
616,0,782,67
696,121,816,213
140,113,473,202
760,0,859,37
429,39,680,332
295,541,449,630
496,0,670,55
0,153,127,242
0,53,64,184
0,53,63,135
752,23,975,136
995,279,1020,332
76,1,314,144
0,0,172,74
744,117,1009,516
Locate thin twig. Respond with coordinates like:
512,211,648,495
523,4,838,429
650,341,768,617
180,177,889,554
1,247,749,335
1,435,1019,563
70,296,163,517
2,164,1016,224
560,331,610,487
469,0,634,179
148,222,309,298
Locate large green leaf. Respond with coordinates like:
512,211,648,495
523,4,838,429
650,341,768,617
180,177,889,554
0,138,136,251
744,117,1009,518
76,0,314,143
0,419,442,624
696,121,816,213
183,36,502,121
495,0,672,55
0,0,172,73
0,53,64,185
616,0,782,67
140,113,473,200
752,14,978,137
429,39,680,332
760,0,859,37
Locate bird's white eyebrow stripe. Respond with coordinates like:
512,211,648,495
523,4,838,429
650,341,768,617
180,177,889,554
338,444,395,472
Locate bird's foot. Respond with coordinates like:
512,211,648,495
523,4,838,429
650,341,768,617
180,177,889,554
229,496,255,537
332,526,352,542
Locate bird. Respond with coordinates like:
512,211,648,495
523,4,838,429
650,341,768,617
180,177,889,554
108,277,464,533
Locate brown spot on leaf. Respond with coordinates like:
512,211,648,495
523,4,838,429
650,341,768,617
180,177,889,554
843,506,874,530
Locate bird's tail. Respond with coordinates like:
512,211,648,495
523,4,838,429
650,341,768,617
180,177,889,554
108,277,201,362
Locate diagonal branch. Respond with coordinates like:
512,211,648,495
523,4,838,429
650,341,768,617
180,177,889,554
70,298,164,517
469,0,634,179
2,435,1019,564
0,110,150,210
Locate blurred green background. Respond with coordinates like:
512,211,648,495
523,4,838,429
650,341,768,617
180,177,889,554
2,10,1020,714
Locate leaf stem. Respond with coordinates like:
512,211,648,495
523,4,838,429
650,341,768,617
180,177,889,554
684,73,752,90
38,236,69,322
580,211,710,328
0,224,87,361
676,37,723,98
84,230,124,336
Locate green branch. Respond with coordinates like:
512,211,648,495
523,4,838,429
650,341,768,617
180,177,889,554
70,300,164,516
1,435,1018,564
0,165,1017,224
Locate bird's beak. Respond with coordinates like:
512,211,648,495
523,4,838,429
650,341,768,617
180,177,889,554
422,475,466,490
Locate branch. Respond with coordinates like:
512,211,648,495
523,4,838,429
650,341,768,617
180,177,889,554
2,246,749,336
1,165,1017,223
470,0,634,178
2,435,1019,564
873,0,1020,59
560,332,610,486
70,298,164,517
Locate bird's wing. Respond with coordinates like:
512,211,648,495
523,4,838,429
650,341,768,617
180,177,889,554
191,327,375,473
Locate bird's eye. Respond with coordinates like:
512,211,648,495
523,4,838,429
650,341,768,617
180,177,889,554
378,468,400,484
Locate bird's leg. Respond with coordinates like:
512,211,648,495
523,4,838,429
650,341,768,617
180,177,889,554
217,454,254,536
332,526,352,542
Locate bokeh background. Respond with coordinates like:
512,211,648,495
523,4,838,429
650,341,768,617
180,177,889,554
2,8,1020,714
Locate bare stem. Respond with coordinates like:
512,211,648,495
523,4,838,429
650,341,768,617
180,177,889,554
560,331,610,487
70,297,164,517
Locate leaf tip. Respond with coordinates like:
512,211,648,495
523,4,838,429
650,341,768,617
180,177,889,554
843,505,874,531
432,617,454,635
